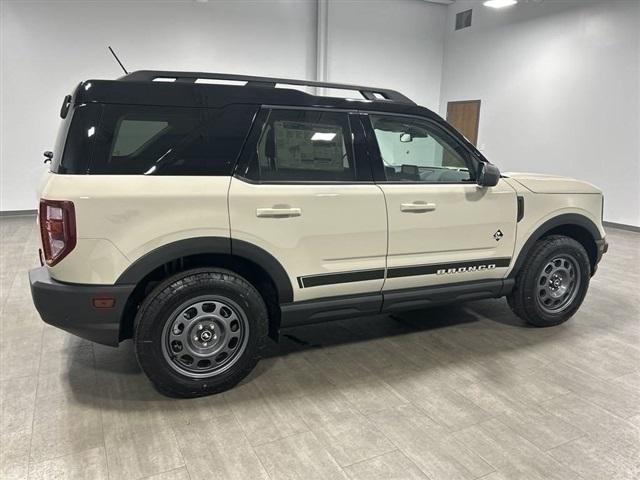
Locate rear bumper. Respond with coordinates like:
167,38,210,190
29,267,135,346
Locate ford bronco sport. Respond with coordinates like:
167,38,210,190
30,71,608,397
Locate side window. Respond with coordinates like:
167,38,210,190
111,120,169,157
370,115,473,183
250,109,356,182
90,104,257,175
51,103,103,174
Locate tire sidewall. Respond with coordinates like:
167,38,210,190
134,269,267,397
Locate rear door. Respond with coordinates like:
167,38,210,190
229,107,388,303
362,112,517,292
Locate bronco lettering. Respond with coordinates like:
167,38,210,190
436,264,496,275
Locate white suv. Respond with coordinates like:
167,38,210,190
30,71,608,397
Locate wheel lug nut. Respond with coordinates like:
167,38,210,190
193,336,198,341
203,342,208,346
198,325,203,330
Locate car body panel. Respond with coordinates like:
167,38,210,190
505,172,602,194
379,179,518,290
228,177,388,302
40,173,231,284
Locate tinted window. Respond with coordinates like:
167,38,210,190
249,109,356,182
89,104,257,175
111,119,169,157
370,115,472,183
51,103,102,174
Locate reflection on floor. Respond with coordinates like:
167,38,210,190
1,215,638,480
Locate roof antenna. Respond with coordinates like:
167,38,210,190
108,46,128,75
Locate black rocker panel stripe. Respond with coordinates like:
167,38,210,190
298,269,385,288
297,258,511,288
387,258,511,278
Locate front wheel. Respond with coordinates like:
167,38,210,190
134,268,268,397
507,235,591,327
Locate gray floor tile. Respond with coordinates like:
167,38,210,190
223,380,309,446
0,430,31,480
1,375,37,435
548,435,640,480
143,467,191,480
0,217,638,480
253,430,348,480
104,426,184,480
30,392,103,463
311,414,395,467
453,418,581,480
28,447,108,480
343,450,429,480
369,404,493,480
174,414,268,480
386,372,492,431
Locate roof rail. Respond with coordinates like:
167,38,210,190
119,70,415,105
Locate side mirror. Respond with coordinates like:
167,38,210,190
477,163,500,187
400,133,412,143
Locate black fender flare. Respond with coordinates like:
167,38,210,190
508,213,602,278
116,237,293,303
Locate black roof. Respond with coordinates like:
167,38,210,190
73,70,441,120
121,70,416,104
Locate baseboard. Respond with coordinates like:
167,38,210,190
604,221,640,233
0,209,37,217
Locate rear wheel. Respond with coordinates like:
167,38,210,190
507,235,590,327
134,268,268,397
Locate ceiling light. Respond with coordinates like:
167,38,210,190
483,0,518,8
311,132,336,142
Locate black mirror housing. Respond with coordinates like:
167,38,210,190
477,163,500,187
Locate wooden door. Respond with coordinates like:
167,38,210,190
446,100,481,146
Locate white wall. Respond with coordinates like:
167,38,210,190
1,0,317,212
3,0,638,227
440,0,640,227
0,0,447,213
327,0,446,109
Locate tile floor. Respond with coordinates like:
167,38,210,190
1,215,638,479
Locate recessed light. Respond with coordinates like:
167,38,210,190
483,0,518,8
311,132,336,142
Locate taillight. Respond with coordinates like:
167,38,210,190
39,199,76,266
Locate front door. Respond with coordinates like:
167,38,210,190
362,112,517,291
229,107,387,303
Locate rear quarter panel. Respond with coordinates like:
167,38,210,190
40,173,231,284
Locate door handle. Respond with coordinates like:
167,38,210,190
256,207,302,218
400,202,437,213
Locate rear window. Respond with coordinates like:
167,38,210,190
53,103,257,175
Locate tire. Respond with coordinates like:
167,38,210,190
134,268,268,398
507,235,590,327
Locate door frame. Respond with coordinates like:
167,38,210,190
446,99,481,146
